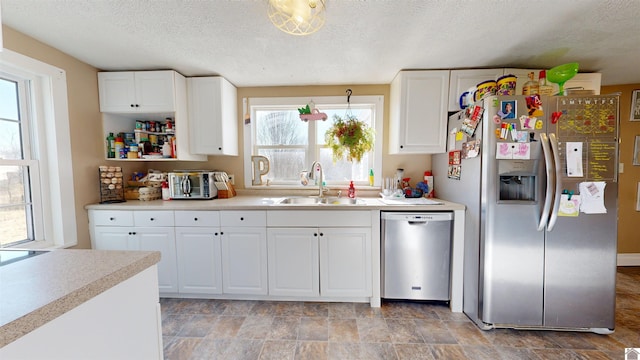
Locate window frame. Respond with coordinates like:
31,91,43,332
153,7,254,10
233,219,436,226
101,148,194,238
0,49,77,249
243,95,384,189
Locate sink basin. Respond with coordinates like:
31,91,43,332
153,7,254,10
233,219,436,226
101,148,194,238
277,197,322,205
320,197,359,205
276,197,362,205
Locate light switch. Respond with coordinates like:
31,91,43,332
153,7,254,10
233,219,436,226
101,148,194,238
619,163,624,173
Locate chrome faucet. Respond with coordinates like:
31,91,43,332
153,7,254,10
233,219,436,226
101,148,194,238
309,161,325,197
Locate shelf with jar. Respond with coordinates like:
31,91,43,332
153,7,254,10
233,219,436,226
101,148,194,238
102,113,206,161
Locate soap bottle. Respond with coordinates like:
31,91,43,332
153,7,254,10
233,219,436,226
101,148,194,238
538,70,554,96
348,181,356,198
368,169,374,187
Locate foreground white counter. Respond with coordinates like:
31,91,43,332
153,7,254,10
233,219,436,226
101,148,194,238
0,250,162,359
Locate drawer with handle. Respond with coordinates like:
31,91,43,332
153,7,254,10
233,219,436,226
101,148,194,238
133,211,175,227
91,210,134,226
175,211,220,227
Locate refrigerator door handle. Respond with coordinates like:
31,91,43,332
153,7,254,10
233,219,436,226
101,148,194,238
547,133,563,231
538,133,554,231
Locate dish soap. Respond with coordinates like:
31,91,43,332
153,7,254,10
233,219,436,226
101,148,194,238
348,181,356,198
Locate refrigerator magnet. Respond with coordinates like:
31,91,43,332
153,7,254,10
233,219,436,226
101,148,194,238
526,94,544,117
520,115,534,129
558,194,581,217
566,142,584,177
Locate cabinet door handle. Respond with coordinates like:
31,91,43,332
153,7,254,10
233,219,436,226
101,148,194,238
314,233,318,237
194,217,198,221
319,232,324,237
130,104,135,108
218,147,222,151
400,145,404,149
135,104,140,107
240,217,244,221
150,218,155,221
214,232,218,236
109,217,115,221
220,231,224,235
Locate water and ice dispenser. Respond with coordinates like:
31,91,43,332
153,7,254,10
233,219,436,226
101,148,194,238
497,160,539,202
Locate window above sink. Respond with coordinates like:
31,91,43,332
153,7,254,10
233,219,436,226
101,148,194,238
243,96,383,190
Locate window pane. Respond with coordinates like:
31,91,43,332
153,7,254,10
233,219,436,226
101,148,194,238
256,110,307,146
319,148,368,182
0,204,29,246
317,108,373,144
258,149,305,181
0,166,32,245
0,78,20,120
0,166,26,205
0,119,23,160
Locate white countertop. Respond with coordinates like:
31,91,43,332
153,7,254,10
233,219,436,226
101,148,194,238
0,249,160,348
85,195,465,211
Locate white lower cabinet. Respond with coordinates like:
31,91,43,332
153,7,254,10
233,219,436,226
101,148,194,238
90,210,178,294
90,209,373,301
266,210,373,299
175,227,222,294
175,211,222,295
267,228,320,297
320,227,372,297
220,211,268,295
93,225,177,293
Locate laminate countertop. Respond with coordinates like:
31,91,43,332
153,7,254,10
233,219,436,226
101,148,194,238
85,195,465,211
0,249,160,348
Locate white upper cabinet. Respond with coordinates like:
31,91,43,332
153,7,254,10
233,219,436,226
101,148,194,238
389,70,450,154
448,69,505,111
98,71,177,113
187,77,238,156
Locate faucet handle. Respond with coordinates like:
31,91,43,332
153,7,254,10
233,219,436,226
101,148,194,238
337,190,342,198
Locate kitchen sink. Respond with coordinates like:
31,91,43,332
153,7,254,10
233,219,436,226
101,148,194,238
277,197,322,204
276,197,363,205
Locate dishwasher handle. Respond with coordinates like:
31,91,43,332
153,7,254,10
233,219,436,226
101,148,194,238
381,212,453,222
408,221,429,225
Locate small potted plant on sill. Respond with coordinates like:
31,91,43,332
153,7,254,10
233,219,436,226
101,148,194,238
325,114,374,163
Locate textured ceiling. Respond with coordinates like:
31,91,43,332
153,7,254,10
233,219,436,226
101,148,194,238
2,0,640,87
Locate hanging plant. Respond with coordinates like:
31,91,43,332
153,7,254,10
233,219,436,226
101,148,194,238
325,114,374,163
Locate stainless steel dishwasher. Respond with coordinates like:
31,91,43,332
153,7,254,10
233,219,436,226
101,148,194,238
381,212,453,301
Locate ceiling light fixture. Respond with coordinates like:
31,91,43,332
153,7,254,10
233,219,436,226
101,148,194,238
267,0,326,36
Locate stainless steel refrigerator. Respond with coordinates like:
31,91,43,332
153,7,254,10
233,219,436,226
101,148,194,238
433,94,618,333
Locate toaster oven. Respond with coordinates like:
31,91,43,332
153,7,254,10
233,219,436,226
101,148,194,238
168,171,217,199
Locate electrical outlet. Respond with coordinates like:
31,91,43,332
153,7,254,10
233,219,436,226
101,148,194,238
227,174,235,185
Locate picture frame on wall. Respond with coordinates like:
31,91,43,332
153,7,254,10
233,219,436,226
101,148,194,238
632,90,640,121
634,136,640,166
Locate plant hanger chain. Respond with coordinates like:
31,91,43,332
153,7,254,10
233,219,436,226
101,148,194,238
345,88,353,117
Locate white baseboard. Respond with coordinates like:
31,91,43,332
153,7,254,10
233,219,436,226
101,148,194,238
617,253,640,266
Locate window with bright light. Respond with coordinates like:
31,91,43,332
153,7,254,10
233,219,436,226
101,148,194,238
0,74,43,247
244,96,383,188
0,49,77,249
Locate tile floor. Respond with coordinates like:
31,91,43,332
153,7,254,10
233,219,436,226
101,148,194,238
161,267,640,359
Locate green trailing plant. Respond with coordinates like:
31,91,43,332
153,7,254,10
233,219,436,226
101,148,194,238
325,114,374,163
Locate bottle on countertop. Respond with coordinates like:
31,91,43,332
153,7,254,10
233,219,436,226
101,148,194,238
106,132,115,158
522,72,539,96
369,169,374,187
538,70,554,96
161,181,170,201
348,180,356,198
